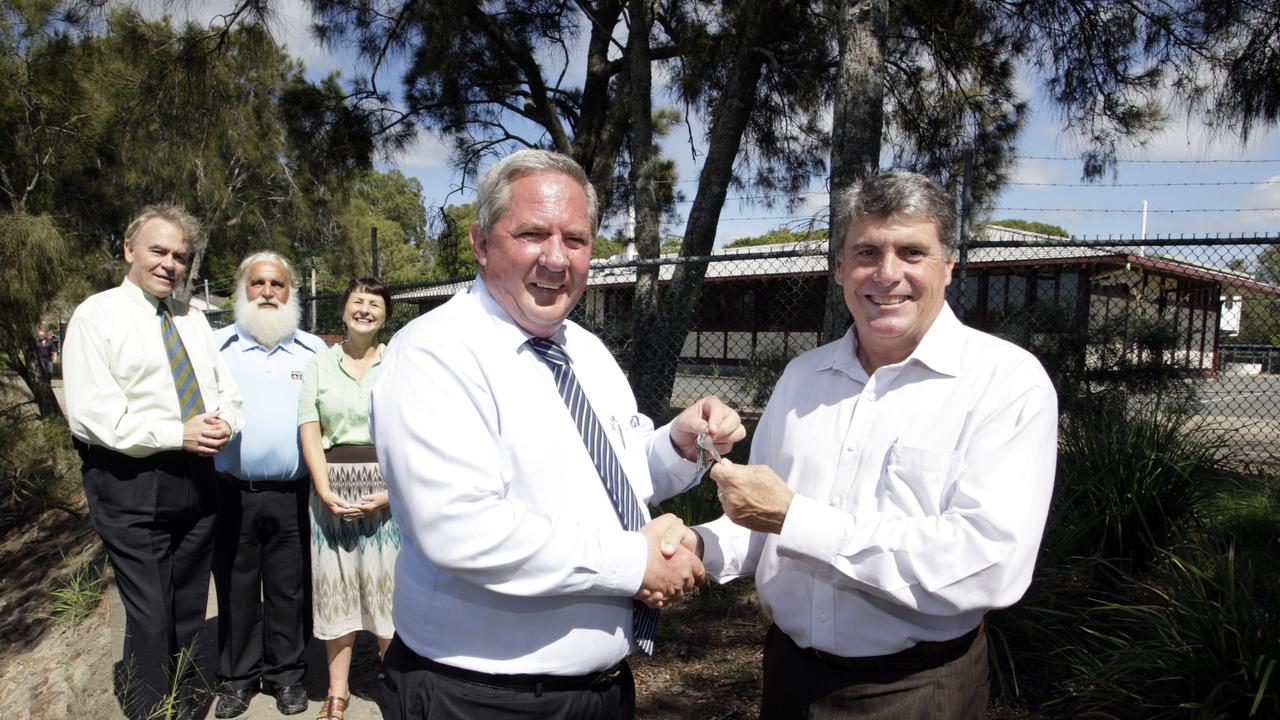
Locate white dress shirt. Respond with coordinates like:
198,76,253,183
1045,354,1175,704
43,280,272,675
370,277,704,675
64,278,244,457
696,304,1057,657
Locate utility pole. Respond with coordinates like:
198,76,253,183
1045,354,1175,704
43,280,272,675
371,226,380,278
309,263,317,333
952,149,974,306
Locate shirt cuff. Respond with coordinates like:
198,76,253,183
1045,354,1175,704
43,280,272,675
161,421,185,451
692,525,728,579
776,493,848,563
650,423,703,480
593,529,649,596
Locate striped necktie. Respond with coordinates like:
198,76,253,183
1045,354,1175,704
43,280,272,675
158,300,205,421
527,336,659,655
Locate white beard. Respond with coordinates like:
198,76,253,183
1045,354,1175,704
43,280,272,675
234,292,302,349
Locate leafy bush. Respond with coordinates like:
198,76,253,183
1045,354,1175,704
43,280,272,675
1047,403,1238,572
0,411,82,530
1048,540,1278,719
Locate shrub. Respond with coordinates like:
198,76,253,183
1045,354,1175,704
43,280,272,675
1047,402,1238,572
0,411,82,530
1049,540,1278,719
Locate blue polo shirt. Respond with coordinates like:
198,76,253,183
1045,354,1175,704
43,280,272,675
213,323,325,481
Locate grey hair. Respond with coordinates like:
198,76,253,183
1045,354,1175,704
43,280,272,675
474,149,599,234
835,172,958,259
123,204,202,251
235,251,300,295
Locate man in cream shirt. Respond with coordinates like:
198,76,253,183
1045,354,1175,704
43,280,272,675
64,204,243,720
698,172,1058,719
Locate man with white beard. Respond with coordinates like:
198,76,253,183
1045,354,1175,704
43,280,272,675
211,252,324,718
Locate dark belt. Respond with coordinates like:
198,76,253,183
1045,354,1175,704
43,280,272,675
796,620,983,673
220,473,307,492
324,444,377,464
404,647,627,695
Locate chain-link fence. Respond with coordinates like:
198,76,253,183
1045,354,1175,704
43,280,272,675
209,231,1280,457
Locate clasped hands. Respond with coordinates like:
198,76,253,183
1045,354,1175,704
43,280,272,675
183,412,232,457
634,513,703,609
321,490,390,521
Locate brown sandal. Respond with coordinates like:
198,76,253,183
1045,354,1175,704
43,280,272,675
316,695,349,720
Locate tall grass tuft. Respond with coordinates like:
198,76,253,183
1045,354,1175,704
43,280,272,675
42,552,106,627
1048,540,1279,719
1048,402,1238,573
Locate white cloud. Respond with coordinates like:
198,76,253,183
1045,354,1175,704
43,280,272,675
387,133,452,174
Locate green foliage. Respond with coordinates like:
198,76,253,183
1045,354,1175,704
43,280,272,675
1049,403,1236,572
315,169,430,289
0,212,67,360
1047,540,1278,720
0,414,81,528
427,203,478,281
1256,245,1280,286
725,226,829,249
990,218,1071,238
593,235,622,259
43,553,106,627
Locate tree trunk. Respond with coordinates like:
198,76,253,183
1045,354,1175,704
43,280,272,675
629,4,775,420
625,0,663,381
821,0,887,344
9,348,63,420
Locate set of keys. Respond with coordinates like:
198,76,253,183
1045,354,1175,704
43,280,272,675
695,432,723,465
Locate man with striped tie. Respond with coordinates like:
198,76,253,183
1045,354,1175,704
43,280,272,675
371,149,745,719
64,204,244,720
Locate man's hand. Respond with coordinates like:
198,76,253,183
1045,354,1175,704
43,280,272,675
635,513,705,608
183,413,231,456
710,460,796,534
670,395,747,463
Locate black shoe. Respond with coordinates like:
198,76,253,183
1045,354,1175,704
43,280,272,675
274,685,308,715
214,687,257,719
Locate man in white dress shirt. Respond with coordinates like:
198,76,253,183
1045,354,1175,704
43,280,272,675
64,205,244,719
696,171,1059,719
370,149,745,719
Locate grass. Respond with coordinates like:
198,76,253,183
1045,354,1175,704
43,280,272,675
42,553,106,627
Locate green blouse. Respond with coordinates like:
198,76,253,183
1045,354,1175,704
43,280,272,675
297,342,385,449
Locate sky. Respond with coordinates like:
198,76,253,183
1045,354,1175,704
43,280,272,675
131,0,1280,246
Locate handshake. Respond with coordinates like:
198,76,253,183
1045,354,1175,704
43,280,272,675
634,513,704,609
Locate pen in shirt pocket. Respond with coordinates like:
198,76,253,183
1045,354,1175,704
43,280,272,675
611,416,626,448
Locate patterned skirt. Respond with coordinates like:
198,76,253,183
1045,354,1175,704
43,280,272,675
310,445,401,639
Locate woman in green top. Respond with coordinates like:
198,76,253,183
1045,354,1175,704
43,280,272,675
298,277,400,720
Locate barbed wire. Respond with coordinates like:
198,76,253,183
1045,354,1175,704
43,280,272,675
1013,155,1280,163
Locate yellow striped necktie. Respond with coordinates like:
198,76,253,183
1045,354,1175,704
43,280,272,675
158,300,205,421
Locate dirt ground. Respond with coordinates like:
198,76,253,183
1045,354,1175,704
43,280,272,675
0,497,771,720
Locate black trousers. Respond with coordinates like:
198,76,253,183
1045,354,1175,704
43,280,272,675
79,443,218,720
760,624,989,720
378,635,636,720
212,475,310,690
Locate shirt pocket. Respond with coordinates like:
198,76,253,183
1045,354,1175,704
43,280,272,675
877,441,962,518
614,414,656,505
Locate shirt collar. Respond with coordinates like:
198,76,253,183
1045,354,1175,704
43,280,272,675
821,302,964,379
120,276,168,313
225,323,318,355
468,275,571,357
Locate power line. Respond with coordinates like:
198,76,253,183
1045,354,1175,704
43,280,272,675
1014,155,1280,164
994,207,1280,213
1006,179,1279,188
